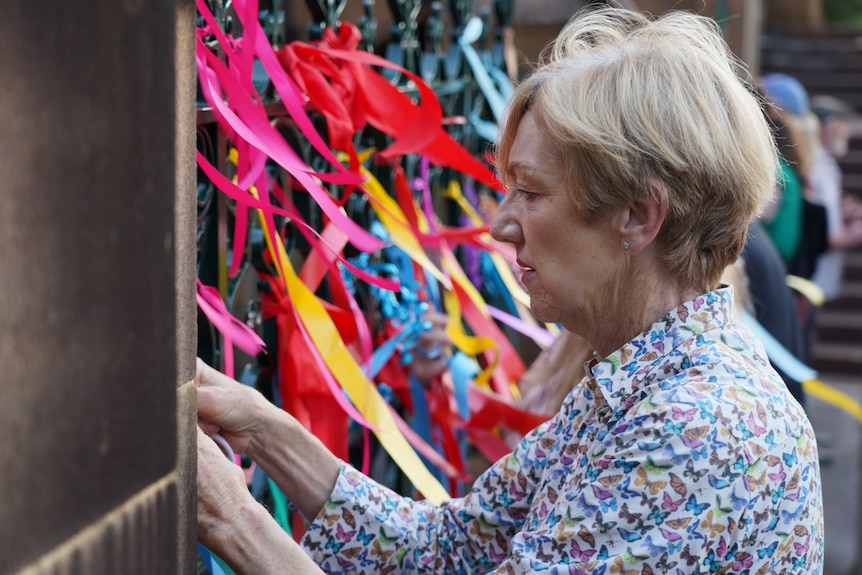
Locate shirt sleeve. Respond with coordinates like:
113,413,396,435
301,412,563,575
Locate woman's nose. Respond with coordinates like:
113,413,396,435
490,193,519,244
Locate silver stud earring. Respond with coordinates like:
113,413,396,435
622,240,631,251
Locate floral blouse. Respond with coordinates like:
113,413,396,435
302,287,823,574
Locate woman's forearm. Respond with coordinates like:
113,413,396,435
211,499,325,575
249,401,342,521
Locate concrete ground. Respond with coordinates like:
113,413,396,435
808,375,862,575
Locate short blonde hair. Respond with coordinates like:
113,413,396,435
496,7,778,293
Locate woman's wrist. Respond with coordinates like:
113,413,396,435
241,388,280,459
212,499,309,575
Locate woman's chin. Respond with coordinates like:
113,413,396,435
528,299,562,325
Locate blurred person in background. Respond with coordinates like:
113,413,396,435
808,95,862,301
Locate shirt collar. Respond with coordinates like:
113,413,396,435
585,285,736,424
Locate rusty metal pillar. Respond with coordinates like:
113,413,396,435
0,1,197,573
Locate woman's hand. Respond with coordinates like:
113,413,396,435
197,426,327,575
196,358,270,457
196,426,254,551
411,311,453,388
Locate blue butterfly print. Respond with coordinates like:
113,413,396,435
780,503,804,525
706,427,728,449
615,459,638,473
663,420,684,434
783,448,799,467
643,534,668,557
703,550,721,571
758,541,778,558
793,557,806,570
735,420,753,440
547,508,563,528
575,492,599,517
771,482,786,504
600,498,618,513
325,538,345,553
356,548,374,567
651,330,664,342
638,441,663,452
766,513,780,532
732,455,749,473
648,507,670,525
622,362,639,376
521,533,539,554
708,475,730,490
356,526,374,546
597,545,610,560
618,476,641,500
585,465,602,482
764,429,777,447
695,397,716,414
618,527,642,543
691,446,709,462
706,291,719,304
685,494,709,515
662,443,688,466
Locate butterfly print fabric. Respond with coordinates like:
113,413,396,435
302,287,823,574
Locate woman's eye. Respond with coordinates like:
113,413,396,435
519,188,538,200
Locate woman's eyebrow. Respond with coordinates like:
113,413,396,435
507,162,542,183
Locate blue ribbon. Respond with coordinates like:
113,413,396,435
741,310,818,383
459,16,515,142
198,544,235,575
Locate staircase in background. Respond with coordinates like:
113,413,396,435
761,27,862,376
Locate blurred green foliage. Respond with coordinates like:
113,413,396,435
823,0,862,27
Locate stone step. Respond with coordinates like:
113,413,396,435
811,341,862,375
827,281,862,311
843,253,862,281
762,51,862,72
762,33,862,54
816,309,862,341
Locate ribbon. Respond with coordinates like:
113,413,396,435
196,278,267,378
255,204,450,502
196,6,385,256
487,304,557,349
196,0,355,182
786,274,826,306
198,544,235,575
458,16,515,142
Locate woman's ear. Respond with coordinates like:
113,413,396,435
619,179,668,254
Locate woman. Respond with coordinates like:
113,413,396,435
197,7,823,574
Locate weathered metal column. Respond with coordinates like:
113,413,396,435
0,0,197,573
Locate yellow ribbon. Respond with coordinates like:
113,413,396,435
360,167,450,289
803,378,862,425
251,188,450,504
786,275,825,307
